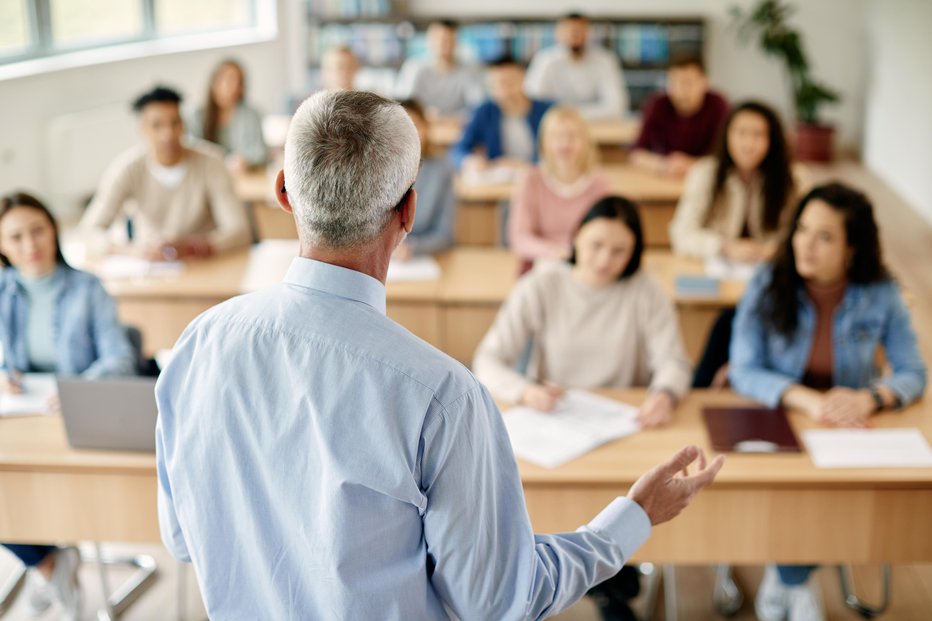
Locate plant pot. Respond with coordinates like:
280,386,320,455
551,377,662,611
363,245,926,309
794,123,835,162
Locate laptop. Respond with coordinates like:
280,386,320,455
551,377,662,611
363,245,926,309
57,377,159,452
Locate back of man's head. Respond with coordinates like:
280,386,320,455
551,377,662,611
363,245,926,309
284,90,420,249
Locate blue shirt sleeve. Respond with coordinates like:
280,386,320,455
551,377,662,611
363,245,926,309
876,281,928,405
155,376,192,563
81,277,136,378
420,385,651,620
451,103,489,170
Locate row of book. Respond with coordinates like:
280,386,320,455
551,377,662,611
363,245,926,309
308,0,394,19
308,21,703,68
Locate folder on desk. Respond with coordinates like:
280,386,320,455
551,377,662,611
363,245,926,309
702,407,802,453
675,275,720,297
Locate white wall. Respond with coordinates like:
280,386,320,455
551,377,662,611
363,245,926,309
408,0,868,152
863,0,932,226
0,0,295,216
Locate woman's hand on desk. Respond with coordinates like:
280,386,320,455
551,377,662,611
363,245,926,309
0,372,23,394
638,391,675,428
819,387,874,427
522,384,565,412
628,445,725,526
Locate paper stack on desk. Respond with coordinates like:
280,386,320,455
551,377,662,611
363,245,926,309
802,428,932,468
386,257,441,282
503,390,640,468
704,256,758,281
96,255,184,279
0,373,57,417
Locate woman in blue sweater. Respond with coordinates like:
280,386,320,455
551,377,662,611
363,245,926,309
0,191,136,620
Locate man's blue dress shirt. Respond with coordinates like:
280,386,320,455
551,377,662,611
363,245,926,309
156,257,651,620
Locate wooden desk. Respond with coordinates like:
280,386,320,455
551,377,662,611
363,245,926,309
516,389,932,564
3,389,930,566
455,164,682,247
429,117,641,149
99,246,519,363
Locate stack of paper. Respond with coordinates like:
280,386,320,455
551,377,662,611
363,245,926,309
96,256,184,279
241,240,299,292
705,256,758,282
387,257,441,282
504,390,640,468
0,373,58,417
802,428,932,468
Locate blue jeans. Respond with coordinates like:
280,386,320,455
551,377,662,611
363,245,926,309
777,564,817,586
3,544,55,567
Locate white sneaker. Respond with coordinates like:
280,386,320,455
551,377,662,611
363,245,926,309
755,564,789,621
47,547,82,621
24,569,52,616
787,581,825,621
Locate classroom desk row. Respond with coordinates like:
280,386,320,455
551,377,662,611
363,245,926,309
427,116,641,151
2,388,930,566
234,161,682,248
92,246,742,362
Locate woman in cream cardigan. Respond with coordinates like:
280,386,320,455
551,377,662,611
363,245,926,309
669,100,808,262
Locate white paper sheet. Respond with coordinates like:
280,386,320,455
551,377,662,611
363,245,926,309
503,390,640,468
462,166,517,186
0,373,58,417
241,240,299,292
96,255,184,279
386,257,441,282
704,256,758,281
802,428,932,468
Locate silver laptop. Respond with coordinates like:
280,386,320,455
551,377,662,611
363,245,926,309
57,377,159,452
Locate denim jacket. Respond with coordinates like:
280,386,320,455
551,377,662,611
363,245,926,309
729,266,927,408
0,264,135,377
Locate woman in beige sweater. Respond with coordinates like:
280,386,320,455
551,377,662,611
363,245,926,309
669,101,807,261
474,195,692,428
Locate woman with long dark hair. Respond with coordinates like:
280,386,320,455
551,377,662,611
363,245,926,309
0,191,136,619
189,59,267,173
670,100,807,261
729,182,927,621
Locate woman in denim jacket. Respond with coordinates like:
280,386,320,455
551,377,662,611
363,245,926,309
729,182,927,621
0,191,135,620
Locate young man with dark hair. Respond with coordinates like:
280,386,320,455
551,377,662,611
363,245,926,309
631,57,729,177
452,56,552,173
82,85,250,259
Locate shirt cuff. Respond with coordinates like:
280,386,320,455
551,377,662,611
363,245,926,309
585,496,652,562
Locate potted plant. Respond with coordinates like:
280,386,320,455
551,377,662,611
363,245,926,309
730,0,840,161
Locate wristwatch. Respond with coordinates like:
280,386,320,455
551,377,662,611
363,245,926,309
868,385,885,412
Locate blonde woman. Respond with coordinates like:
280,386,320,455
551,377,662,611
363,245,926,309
508,106,612,262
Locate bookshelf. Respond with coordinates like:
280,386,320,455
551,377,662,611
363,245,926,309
303,2,705,112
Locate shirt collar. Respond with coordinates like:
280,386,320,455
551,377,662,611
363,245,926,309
283,257,386,315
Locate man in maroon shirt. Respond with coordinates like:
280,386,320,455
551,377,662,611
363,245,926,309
630,57,729,177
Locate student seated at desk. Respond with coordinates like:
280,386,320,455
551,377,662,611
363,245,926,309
0,192,136,620
475,196,690,621
188,59,268,174
392,100,456,259
630,56,729,177
393,20,484,118
669,101,807,261
729,183,927,621
451,55,552,174
321,45,359,92
524,12,628,120
81,85,251,261
508,106,612,262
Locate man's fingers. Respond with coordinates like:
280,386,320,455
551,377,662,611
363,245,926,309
655,445,700,479
685,454,725,490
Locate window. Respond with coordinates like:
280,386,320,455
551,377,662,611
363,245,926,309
156,0,253,35
1,0,267,69
0,0,30,58
50,0,143,48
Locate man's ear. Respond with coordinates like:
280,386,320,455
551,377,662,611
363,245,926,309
400,188,417,234
274,169,293,214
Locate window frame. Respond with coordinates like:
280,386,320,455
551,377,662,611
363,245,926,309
0,0,270,77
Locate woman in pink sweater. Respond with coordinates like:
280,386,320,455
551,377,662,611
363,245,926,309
508,106,613,262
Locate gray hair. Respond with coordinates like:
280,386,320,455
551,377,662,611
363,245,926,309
284,90,421,248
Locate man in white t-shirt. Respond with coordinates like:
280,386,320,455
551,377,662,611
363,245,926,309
525,13,629,119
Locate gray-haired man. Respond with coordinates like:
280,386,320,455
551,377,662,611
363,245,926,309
155,90,723,620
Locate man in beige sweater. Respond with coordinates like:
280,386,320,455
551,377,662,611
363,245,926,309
82,86,251,260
